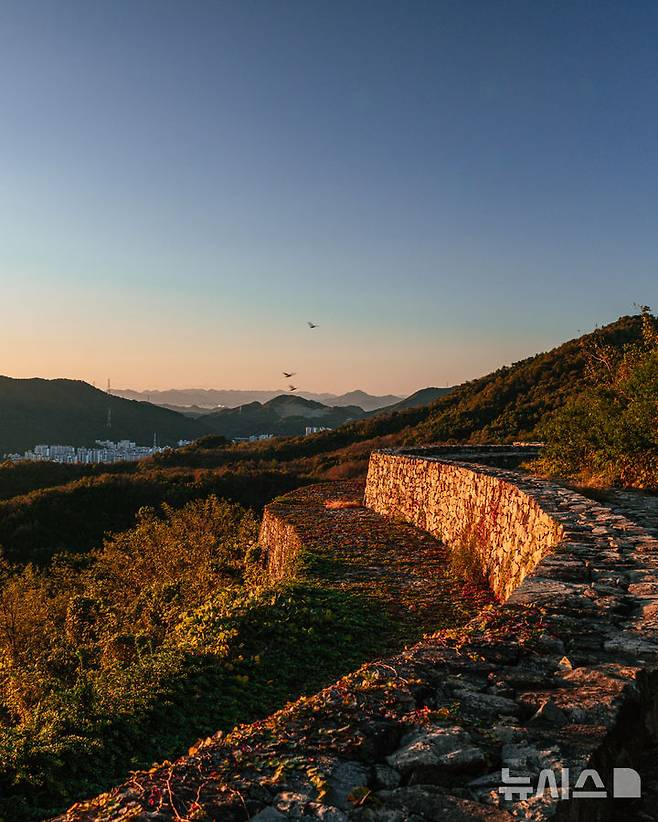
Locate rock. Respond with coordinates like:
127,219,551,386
604,634,658,658
325,761,370,811
494,666,550,689
251,808,287,821
534,634,565,654
386,725,485,781
374,764,401,790
366,786,513,819
452,689,520,717
526,697,568,728
490,720,523,744
356,810,406,822
501,743,539,769
274,791,310,817
302,803,349,821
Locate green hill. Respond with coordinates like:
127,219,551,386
372,386,453,415
0,377,204,454
200,394,367,439
402,315,643,445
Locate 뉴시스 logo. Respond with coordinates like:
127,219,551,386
499,767,641,801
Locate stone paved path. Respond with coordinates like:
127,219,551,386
558,483,658,821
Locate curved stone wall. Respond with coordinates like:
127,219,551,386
364,449,563,600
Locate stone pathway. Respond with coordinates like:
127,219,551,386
584,487,658,537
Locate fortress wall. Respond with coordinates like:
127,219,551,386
364,449,563,600
258,498,305,580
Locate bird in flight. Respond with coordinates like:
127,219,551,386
288,384,298,392
283,371,296,378
307,321,318,329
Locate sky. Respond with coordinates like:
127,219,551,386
1,0,657,396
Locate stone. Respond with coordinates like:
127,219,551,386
302,804,349,821
374,764,401,790
501,743,540,769
325,761,370,811
526,697,568,728
366,786,514,820
387,725,485,779
251,808,287,822
274,791,310,817
604,634,658,657
452,689,520,717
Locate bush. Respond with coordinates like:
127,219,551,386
538,308,658,488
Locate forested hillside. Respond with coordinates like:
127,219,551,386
0,377,203,452
199,394,367,438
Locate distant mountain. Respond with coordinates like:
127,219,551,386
322,390,402,411
200,394,367,439
0,377,204,454
115,387,401,411
0,379,378,454
372,386,453,415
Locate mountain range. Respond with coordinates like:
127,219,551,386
0,377,202,455
0,379,444,455
114,387,402,411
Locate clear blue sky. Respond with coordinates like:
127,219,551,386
1,0,656,395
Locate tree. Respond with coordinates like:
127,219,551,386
538,307,658,488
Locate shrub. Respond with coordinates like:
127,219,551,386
538,308,658,489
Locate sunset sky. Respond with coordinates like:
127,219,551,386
1,1,657,395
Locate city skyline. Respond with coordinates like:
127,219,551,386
1,1,657,394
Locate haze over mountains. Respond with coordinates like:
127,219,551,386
114,388,402,411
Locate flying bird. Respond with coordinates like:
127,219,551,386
307,321,318,329
288,384,298,392
283,371,296,378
